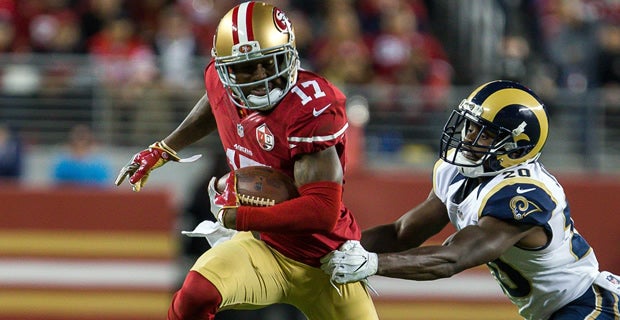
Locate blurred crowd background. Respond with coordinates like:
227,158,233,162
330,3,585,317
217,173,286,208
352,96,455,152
0,0,619,182
1,0,620,179
1,1,619,319
1,0,620,223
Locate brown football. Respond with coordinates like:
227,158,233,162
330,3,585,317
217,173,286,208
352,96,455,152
216,166,299,206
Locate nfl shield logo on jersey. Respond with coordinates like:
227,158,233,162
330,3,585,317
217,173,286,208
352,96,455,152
237,123,244,137
256,123,274,151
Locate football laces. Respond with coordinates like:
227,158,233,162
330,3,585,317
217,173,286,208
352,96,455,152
238,194,276,207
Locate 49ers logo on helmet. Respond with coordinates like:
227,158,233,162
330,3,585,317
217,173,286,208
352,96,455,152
238,44,253,53
273,7,290,32
256,123,275,151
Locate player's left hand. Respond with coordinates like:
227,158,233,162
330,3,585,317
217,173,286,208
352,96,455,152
320,240,378,284
208,174,239,228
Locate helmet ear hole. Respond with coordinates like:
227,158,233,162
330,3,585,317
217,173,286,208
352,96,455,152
508,150,522,159
507,146,531,159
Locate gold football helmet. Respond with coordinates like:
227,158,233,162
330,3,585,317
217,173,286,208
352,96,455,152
439,80,549,177
212,2,299,110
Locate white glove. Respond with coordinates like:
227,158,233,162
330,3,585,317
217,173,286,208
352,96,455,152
320,240,378,284
181,220,238,248
207,176,239,227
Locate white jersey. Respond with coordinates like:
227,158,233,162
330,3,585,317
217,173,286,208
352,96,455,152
433,157,600,320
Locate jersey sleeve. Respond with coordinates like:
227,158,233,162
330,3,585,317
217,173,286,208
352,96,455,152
286,77,348,158
480,182,557,226
203,60,225,109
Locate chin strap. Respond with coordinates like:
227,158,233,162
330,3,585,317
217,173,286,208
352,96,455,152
455,152,485,178
247,87,283,110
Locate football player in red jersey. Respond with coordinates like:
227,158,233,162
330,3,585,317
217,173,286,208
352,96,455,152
114,2,378,319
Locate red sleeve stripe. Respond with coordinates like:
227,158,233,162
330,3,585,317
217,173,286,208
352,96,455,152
231,1,255,45
287,122,349,147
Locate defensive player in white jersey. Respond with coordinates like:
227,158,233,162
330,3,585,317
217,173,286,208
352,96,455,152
114,2,377,319
321,80,620,319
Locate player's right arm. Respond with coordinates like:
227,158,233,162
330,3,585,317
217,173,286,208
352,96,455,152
115,92,217,191
323,209,540,284
361,191,449,253
372,214,540,281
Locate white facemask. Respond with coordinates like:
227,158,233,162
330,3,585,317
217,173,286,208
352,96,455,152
247,88,283,110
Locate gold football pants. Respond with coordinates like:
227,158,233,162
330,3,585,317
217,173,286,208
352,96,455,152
191,232,378,319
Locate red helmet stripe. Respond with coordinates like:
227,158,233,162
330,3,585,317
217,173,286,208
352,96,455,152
245,1,255,41
231,5,240,44
231,2,255,45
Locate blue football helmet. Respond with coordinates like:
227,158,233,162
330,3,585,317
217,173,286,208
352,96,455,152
439,80,549,177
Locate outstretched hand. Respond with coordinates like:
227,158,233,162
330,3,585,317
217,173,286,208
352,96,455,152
115,141,201,192
320,240,378,284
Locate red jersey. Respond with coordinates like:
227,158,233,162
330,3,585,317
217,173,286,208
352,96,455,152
204,61,361,266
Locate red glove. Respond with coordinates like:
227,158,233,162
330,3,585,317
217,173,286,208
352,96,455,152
208,173,240,228
115,141,181,192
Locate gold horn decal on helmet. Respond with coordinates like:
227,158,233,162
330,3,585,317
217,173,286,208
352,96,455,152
514,134,531,143
512,121,530,143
